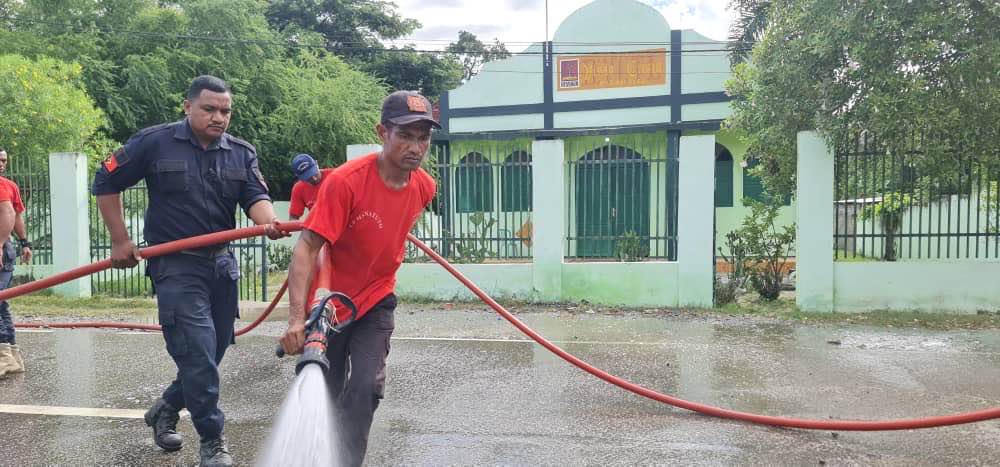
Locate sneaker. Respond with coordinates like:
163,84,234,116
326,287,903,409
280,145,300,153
144,399,182,451
199,436,233,467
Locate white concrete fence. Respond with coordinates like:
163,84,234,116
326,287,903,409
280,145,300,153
795,131,1000,313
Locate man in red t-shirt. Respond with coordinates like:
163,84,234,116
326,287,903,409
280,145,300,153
287,153,332,220
0,148,32,377
280,91,437,466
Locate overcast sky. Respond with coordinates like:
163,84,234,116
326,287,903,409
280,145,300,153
389,0,735,50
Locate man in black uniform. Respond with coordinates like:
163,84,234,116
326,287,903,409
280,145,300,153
93,75,285,467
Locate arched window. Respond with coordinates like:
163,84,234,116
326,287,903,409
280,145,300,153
501,151,532,212
456,152,493,213
715,144,734,207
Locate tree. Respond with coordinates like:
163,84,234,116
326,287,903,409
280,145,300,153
0,0,390,197
0,54,108,167
445,30,511,82
259,52,385,196
264,0,463,97
265,0,419,53
725,0,1000,196
360,46,462,98
726,0,771,65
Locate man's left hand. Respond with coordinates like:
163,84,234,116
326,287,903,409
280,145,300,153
20,247,31,265
264,217,291,240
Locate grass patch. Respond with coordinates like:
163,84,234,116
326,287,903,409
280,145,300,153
717,297,1000,330
9,294,157,318
834,249,877,262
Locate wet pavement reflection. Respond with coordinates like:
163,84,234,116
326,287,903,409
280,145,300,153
1,305,998,465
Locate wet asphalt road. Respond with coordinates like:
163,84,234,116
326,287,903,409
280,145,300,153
1,305,998,466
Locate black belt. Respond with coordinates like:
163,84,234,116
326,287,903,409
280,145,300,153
178,244,230,258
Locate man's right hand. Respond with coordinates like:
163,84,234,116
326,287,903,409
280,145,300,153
110,239,142,269
280,319,307,356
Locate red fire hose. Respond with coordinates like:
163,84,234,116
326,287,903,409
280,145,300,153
5,222,999,430
9,223,302,335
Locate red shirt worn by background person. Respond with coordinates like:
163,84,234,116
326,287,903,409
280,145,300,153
0,177,25,214
304,153,435,318
288,168,333,218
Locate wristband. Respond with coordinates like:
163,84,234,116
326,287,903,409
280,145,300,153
18,238,30,249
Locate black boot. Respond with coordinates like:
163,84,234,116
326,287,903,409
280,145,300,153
144,398,182,451
199,436,233,467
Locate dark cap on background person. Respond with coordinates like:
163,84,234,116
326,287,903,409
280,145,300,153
291,153,319,182
380,91,441,129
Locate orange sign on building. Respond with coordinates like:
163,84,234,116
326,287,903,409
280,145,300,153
557,49,667,91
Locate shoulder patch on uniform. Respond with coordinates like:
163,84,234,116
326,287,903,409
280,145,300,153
103,147,127,173
227,135,256,152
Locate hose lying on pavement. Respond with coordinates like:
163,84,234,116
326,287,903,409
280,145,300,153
4,221,997,430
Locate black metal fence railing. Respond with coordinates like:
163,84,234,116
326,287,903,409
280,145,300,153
88,183,268,300
565,135,677,261
7,171,52,266
5,148,53,269
834,132,1000,261
406,142,534,263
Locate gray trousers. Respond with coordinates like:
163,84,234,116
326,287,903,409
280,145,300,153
324,293,397,467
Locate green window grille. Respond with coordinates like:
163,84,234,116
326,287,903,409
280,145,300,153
501,150,532,212
456,152,493,213
715,144,733,207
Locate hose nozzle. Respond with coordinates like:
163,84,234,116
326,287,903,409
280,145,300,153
276,291,358,375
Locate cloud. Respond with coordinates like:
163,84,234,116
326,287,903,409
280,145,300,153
506,0,537,10
409,24,509,42
392,0,734,50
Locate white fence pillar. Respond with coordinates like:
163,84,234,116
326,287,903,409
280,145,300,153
677,135,715,307
531,139,565,302
795,131,835,311
49,152,91,297
347,144,382,161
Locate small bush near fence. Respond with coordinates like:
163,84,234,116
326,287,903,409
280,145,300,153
719,199,796,302
268,243,293,271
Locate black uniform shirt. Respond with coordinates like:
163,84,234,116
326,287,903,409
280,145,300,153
92,119,271,246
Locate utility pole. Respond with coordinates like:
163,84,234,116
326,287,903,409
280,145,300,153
545,0,549,41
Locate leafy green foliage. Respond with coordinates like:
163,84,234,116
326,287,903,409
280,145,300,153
726,0,771,65
717,230,753,305
450,212,496,263
445,30,512,82
614,230,649,262
359,46,463,97
267,242,293,272
1,0,390,198
727,200,796,301
858,192,912,261
725,0,1000,196
0,54,107,167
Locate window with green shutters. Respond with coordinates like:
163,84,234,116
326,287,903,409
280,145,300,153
742,158,791,205
715,144,733,207
456,152,493,213
742,158,766,203
501,150,532,212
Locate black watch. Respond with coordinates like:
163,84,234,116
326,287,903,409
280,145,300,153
17,238,30,249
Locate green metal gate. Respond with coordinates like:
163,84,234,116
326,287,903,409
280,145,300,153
574,145,651,257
